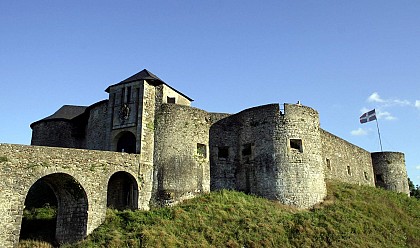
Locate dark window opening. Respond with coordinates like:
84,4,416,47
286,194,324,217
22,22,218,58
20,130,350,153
197,143,206,157
167,96,176,104
290,139,303,152
364,171,369,180
218,147,229,159
117,132,136,154
127,86,132,103
376,174,384,182
121,87,125,104
242,143,252,156
347,166,351,176
326,158,331,171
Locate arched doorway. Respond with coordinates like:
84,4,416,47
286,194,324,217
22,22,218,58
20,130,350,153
116,131,136,153
19,173,88,246
107,171,138,210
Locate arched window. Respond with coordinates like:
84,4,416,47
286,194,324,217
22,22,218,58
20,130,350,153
116,131,136,153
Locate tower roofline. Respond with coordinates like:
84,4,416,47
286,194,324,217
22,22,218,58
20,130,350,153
105,69,193,101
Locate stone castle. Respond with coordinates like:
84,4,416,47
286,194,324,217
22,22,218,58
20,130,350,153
30,69,409,208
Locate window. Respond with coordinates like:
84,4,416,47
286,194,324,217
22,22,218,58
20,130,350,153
364,171,369,180
167,96,176,104
290,139,303,152
121,87,125,104
326,158,331,171
218,147,229,159
376,174,384,183
197,143,206,158
347,166,351,176
242,144,252,156
127,86,132,103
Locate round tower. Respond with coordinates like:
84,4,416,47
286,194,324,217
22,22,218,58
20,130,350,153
371,152,409,195
273,103,326,208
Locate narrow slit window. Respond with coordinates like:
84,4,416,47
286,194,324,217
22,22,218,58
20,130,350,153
121,87,125,104
197,143,206,158
364,171,369,180
218,147,229,159
326,158,331,171
127,86,132,103
167,96,176,104
347,166,351,176
290,139,303,152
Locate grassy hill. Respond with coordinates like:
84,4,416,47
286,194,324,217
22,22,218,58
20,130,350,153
21,181,420,247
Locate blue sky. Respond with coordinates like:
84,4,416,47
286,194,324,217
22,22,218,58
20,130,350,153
1,1,419,185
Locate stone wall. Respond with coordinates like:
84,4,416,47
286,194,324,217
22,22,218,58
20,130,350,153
321,130,375,186
108,81,144,153
86,100,108,151
210,104,279,200
211,103,327,209
371,152,409,195
0,144,153,248
31,120,85,149
156,84,192,106
273,104,326,208
152,104,224,206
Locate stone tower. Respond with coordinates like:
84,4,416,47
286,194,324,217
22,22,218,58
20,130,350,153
371,152,410,195
104,69,192,156
273,103,326,208
210,103,327,208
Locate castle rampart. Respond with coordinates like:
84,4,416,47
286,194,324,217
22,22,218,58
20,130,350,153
153,103,227,205
18,68,409,246
321,130,375,186
371,152,409,195
210,104,280,199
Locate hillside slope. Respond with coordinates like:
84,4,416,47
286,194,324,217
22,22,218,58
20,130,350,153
67,181,419,248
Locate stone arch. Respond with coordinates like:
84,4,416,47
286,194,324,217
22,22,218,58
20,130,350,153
20,173,88,245
107,171,139,210
115,131,136,153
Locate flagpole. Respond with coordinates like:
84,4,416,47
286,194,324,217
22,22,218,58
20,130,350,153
375,118,383,152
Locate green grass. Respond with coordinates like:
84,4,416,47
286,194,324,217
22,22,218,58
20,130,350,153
19,206,57,246
63,181,420,248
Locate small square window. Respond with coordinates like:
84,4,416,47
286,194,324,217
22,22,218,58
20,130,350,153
167,96,176,104
197,143,206,158
290,139,303,152
376,174,384,183
218,147,229,159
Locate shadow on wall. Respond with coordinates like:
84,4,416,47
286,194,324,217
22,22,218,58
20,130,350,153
20,173,88,245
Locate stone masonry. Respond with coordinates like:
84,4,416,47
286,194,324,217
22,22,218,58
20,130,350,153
0,144,153,247
0,69,409,247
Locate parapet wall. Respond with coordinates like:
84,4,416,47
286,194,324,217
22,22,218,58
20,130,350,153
371,152,409,195
321,130,375,186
